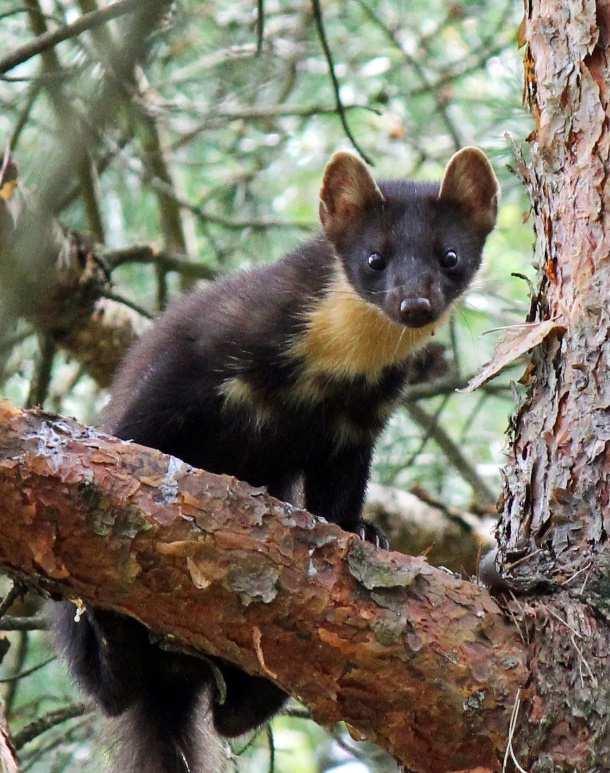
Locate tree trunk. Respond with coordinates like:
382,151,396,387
493,0,610,768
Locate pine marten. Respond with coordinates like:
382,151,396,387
53,148,499,772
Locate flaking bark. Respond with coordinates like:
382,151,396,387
0,400,526,772
492,0,610,768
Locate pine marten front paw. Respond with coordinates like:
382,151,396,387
355,521,389,550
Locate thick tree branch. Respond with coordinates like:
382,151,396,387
0,400,527,772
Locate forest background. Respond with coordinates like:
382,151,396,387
0,1,532,770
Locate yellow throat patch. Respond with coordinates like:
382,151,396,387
288,265,448,382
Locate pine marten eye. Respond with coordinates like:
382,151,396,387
367,252,386,271
440,249,459,270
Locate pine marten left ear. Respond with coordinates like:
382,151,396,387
439,147,500,234
319,151,384,239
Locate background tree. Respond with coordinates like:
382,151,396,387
0,0,547,771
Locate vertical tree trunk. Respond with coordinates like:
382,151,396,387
496,0,610,768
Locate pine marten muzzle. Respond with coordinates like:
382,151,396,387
53,147,499,772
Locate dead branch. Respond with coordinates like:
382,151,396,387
104,244,216,280
0,205,143,388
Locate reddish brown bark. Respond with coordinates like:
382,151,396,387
492,0,610,768
0,400,527,772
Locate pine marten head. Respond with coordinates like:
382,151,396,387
319,148,499,329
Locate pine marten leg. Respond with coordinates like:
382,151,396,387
304,444,388,548
212,661,289,737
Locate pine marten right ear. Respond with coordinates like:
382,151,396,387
319,151,384,241
439,147,500,235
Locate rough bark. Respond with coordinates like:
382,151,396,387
0,400,527,772
491,0,610,768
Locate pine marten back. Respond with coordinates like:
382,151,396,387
53,148,499,772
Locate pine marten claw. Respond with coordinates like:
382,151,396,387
355,521,389,550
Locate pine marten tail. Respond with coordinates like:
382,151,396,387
51,602,221,773
108,679,221,773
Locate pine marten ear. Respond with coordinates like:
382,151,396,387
319,151,384,238
439,147,500,234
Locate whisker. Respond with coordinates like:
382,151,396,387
391,325,407,361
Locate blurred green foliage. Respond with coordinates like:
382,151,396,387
0,0,533,770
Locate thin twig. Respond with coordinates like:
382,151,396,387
173,103,380,149
4,630,29,717
25,0,105,241
0,0,141,74
0,328,34,357
505,548,542,571
86,124,315,231
403,392,452,468
13,703,89,750
266,724,275,773
105,245,217,280
0,654,56,683
403,373,512,401
504,602,526,646
281,708,312,720
542,604,583,639
256,0,265,55
354,0,462,151
8,81,43,152
404,401,496,507
100,290,154,320
310,0,373,164
25,334,56,409
503,689,527,773
0,583,24,619
570,633,596,687
0,615,49,631
20,716,94,771
559,562,592,587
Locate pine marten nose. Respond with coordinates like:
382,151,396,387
399,297,433,327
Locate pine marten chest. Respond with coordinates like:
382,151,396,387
216,267,440,450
